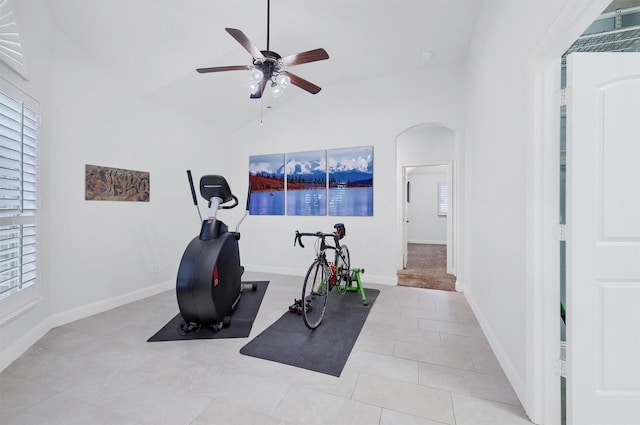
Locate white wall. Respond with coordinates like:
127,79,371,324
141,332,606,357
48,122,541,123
1,1,229,370
407,166,447,244
460,0,586,415
397,125,455,164
229,66,466,284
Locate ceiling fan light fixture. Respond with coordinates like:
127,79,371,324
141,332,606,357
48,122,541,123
271,81,284,98
276,74,291,89
246,80,261,94
249,67,264,83
196,0,329,100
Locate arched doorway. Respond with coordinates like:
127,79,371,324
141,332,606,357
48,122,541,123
396,123,458,290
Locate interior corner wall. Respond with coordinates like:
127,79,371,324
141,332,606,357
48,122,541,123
229,65,465,285
43,32,230,317
461,0,575,415
1,2,230,371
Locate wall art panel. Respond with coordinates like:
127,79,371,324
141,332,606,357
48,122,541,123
249,153,285,215
286,150,327,216
328,146,373,216
85,164,150,202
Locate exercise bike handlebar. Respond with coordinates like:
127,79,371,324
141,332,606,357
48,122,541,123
245,183,251,211
218,195,238,209
187,170,199,206
187,170,203,222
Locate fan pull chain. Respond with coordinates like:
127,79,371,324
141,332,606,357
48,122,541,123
260,96,264,125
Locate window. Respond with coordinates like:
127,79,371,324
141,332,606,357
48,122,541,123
0,78,39,303
438,181,448,216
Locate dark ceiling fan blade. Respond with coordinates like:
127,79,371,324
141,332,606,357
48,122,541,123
225,28,265,59
280,48,329,67
250,78,268,99
196,65,250,73
285,72,321,94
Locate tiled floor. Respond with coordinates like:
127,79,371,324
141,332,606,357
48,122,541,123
0,272,533,425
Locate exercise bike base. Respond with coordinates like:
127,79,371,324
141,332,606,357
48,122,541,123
176,222,242,326
177,281,258,333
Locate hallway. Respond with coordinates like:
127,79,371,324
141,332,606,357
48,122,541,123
398,244,456,291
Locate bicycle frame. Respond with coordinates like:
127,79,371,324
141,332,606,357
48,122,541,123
300,232,347,286
294,227,366,328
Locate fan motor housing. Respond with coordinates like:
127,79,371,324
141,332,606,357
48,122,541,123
255,50,282,76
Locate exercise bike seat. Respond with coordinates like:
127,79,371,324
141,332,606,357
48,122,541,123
199,175,234,203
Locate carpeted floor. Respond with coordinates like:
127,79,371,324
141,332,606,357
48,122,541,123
397,243,456,291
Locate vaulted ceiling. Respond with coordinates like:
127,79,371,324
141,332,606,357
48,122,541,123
40,0,484,132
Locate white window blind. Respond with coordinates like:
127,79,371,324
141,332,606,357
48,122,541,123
0,81,38,300
438,181,448,216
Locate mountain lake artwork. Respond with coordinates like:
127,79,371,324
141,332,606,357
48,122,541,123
328,146,373,216
247,146,373,216
286,150,327,216
249,153,285,215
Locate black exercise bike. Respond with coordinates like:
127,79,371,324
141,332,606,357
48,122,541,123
175,171,255,332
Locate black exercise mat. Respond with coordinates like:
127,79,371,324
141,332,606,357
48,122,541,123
239,287,379,377
147,281,268,342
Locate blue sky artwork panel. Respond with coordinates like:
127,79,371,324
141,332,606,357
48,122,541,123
286,150,327,216
328,146,373,216
249,153,285,215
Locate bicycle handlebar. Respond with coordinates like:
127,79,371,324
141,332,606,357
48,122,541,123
294,230,340,249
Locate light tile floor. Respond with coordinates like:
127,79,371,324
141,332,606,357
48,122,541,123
1,272,533,425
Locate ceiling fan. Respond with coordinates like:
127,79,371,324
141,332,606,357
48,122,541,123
196,0,329,99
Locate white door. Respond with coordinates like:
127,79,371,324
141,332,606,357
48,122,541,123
565,52,640,425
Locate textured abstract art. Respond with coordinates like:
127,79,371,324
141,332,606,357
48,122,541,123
85,164,150,202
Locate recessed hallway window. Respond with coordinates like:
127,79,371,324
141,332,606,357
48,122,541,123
438,181,448,216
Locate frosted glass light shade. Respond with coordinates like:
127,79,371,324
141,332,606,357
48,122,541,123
249,68,264,83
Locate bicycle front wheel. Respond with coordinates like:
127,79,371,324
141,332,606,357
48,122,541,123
302,259,329,329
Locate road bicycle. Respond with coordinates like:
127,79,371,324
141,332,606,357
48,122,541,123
293,223,353,329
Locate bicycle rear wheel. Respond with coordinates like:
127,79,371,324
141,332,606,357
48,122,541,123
336,244,351,288
302,259,329,329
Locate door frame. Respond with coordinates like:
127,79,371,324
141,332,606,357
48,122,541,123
527,1,611,423
401,162,455,275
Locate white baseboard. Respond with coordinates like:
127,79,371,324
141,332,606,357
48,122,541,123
462,284,526,408
244,265,398,286
49,279,174,328
0,279,174,373
0,318,51,373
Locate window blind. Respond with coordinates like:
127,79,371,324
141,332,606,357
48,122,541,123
438,181,448,216
0,83,38,299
